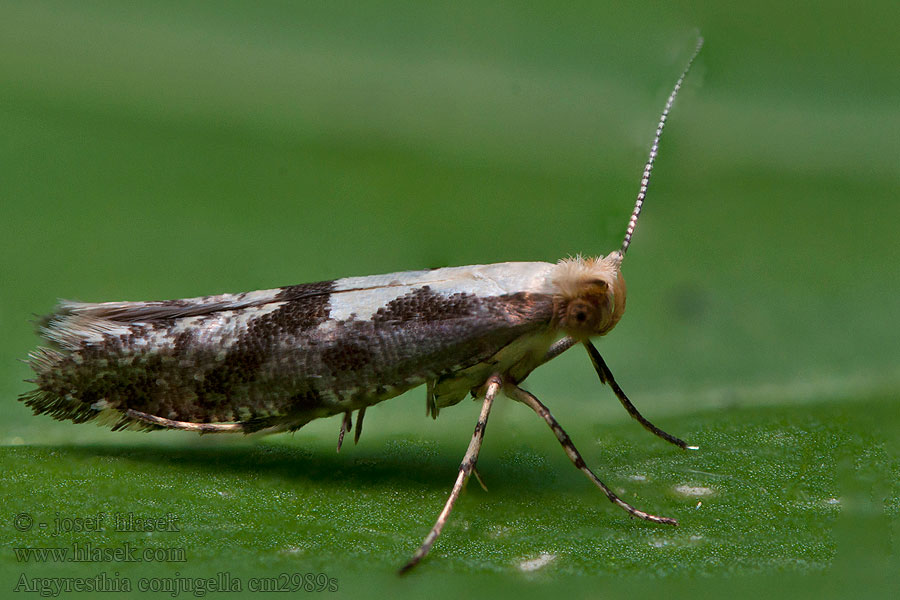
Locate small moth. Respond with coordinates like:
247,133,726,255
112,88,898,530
21,38,704,572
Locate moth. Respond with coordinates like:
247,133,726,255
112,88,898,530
21,38,704,573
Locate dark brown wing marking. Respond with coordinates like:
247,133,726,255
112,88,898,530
21,284,554,433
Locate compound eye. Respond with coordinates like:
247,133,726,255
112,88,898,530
566,299,595,329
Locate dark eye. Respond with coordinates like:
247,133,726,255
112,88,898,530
567,300,593,328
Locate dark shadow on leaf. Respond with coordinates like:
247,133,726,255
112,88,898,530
34,441,570,495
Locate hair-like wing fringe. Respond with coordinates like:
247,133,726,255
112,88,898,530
18,389,164,432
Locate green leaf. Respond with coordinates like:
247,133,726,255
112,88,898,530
1,1,897,598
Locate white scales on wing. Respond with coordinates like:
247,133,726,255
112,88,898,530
327,261,558,321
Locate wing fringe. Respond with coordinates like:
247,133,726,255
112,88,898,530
17,388,299,434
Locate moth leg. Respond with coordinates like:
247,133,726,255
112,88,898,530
336,411,352,453
584,341,697,450
472,466,489,492
538,336,577,366
399,375,502,574
426,380,438,419
354,407,366,444
121,409,244,433
505,384,677,525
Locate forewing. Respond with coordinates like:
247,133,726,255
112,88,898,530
24,266,556,431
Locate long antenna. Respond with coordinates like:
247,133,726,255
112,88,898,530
620,36,703,256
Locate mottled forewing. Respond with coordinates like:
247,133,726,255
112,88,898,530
23,268,556,432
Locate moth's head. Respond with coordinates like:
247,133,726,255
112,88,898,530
550,252,626,339
544,37,702,341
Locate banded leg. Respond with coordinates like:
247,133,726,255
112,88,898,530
538,336,577,366
505,384,677,525
399,375,502,574
585,341,697,450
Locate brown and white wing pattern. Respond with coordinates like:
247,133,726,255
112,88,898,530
21,262,559,433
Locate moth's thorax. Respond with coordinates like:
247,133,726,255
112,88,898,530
550,253,626,339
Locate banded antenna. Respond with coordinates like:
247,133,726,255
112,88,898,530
620,37,704,256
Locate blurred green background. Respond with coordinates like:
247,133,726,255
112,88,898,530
1,1,897,598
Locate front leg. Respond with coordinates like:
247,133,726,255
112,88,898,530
505,383,677,525
585,341,697,450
